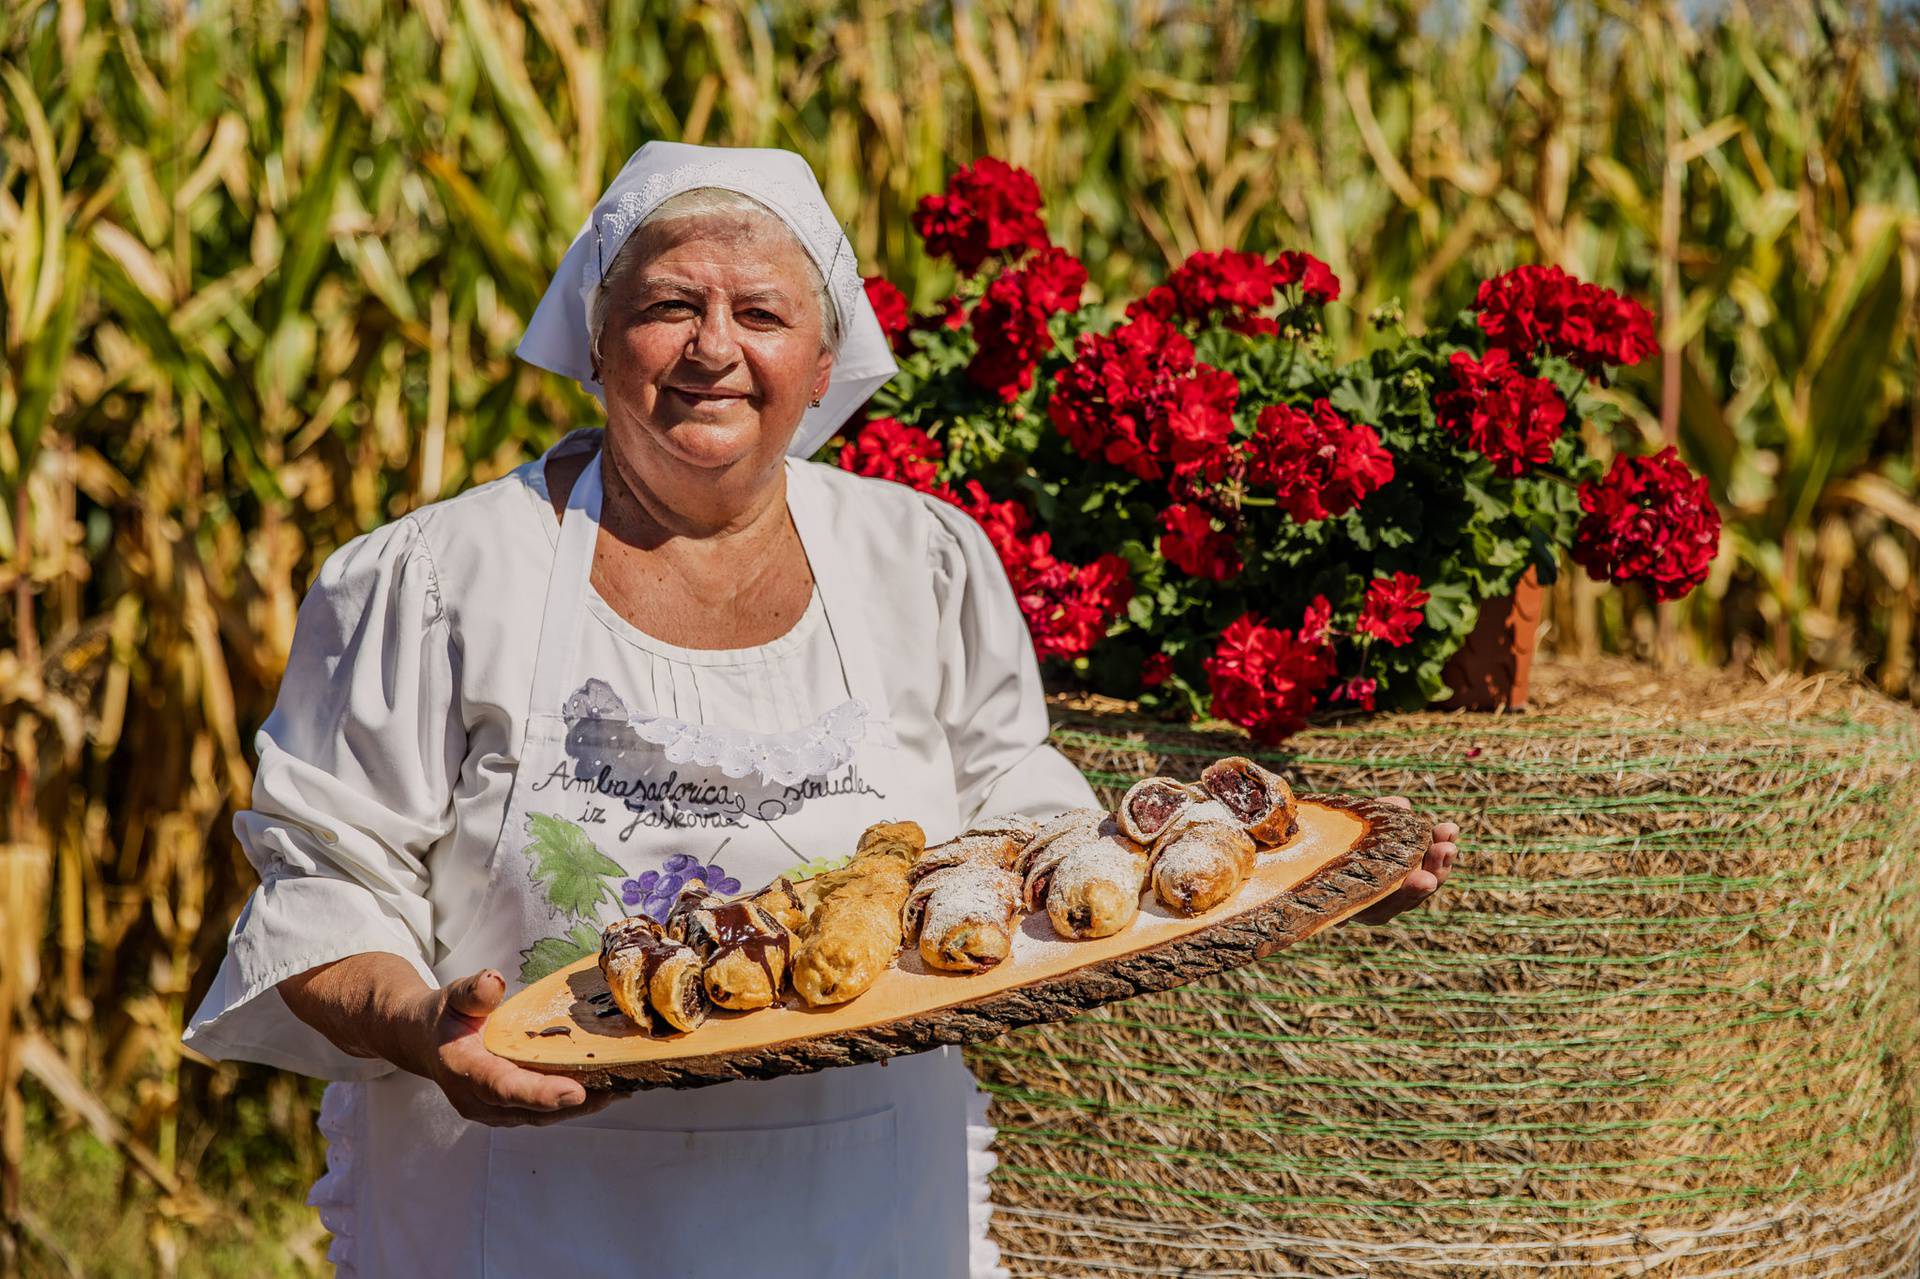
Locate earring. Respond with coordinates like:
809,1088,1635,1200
809,395,823,408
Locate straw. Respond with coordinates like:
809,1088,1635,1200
969,659,1920,1277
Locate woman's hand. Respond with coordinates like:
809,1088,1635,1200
404,969,619,1127
1351,796,1458,925
280,955,616,1128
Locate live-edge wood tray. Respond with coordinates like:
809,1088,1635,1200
485,794,1428,1089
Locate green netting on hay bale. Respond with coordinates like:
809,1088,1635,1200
969,661,1920,1278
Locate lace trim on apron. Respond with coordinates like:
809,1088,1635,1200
966,1081,1010,1279
564,676,871,787
308,1081,363,1277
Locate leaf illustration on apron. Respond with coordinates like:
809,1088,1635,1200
516,813,627,984
518,921,602,985
526,812,624,918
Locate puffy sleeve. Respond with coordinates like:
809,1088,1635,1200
183,516,461,1081
926,500,1100,824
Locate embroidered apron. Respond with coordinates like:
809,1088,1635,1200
341,452,972,1278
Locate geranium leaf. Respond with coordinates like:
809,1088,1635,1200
524,813,623,921
1330,376,1386,423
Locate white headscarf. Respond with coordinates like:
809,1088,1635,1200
515,141,897,459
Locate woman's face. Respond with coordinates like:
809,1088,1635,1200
598,214,834,480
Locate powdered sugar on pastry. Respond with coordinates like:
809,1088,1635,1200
903,861,1024,971
912,862,1021,935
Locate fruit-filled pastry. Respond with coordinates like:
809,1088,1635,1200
1117,776,1204,846
1147,799,1257,916
1199,756,1298,847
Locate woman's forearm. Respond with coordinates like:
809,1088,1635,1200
278,953,436,1074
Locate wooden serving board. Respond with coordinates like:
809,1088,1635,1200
486,794,1427,1089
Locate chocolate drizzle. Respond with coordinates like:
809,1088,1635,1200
600,912,711,1033
696,901,792,993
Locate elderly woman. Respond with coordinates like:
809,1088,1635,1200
185,142,1457,1276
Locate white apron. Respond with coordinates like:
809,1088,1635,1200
324,452,974,1278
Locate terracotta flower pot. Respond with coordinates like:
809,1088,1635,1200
1441,566,1544,711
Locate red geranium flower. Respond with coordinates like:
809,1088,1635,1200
1162,365,1241,481
1271,250,1341,304
1140,653,1174,688
1017,245,1087,312
966,247,1086,402
1299,595,1334,646
1127,249,1280,334
839,418,943,490
1329,675,1378,711
1203,610,1338,745
863,276,912,354
911,158,1050,275
1126,248,1341,335
1475,265,1656,373
1433,348,1568,476
1158,503,1242,580
1570,447,1720,601
950,480,1031,563
1242,399,1395,522
1012,547,1134,663
1356,573,1430,646
1048,314,1240,483
945,481,1132,662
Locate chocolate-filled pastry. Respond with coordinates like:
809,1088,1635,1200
1200,756,1298,847
1147,799,1257,916
791,821,921,1006
901,858,1025,972
668,886,793,1011
599,915,709,1034
749,876,809,934
1017,812,1148,940
1118,776,1203,846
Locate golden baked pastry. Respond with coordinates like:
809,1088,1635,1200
1147,799,1257,916
748,876,809,934
790,821,923,1006
667,886,794,1012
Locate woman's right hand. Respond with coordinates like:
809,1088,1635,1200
280,954,616,1128
404,969,618,1127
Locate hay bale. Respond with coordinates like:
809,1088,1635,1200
971,660,1920,1277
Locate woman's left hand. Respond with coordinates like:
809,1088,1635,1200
1351,796,1457,925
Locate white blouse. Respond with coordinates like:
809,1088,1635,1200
184,429,1099,1078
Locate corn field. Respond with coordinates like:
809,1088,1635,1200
1,0,1917,1272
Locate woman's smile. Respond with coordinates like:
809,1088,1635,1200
665,384,752,406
